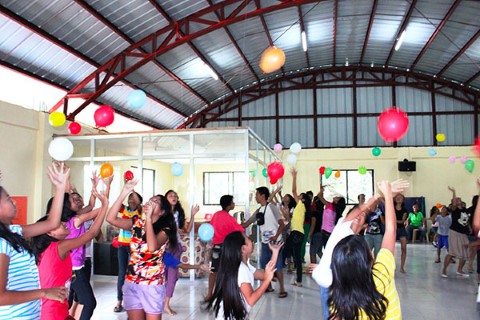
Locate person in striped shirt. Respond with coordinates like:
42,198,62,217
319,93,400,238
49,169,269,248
0,162,69,319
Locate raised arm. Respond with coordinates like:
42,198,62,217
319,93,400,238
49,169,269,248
144,199,168,252
76,171,100,215
269,186,282,204
23,163,69,238
59,188,109,257
291,168,299,203
448,186,456,205
378,181,396,254
183,204,200,233
106,179,137,230
317,187,329,207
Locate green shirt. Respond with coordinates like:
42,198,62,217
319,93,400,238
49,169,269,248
408,211,424,227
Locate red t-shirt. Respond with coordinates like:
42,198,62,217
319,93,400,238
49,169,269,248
210,210,245,245
38,242,72,320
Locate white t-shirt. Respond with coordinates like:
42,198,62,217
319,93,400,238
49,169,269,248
312,218,354,288
216,261,256,319
251,204,283,244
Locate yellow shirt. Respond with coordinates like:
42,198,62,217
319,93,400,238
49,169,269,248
359,248,402,319
291,201,305,234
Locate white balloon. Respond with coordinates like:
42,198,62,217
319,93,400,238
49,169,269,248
287,154,297,165
290,142,302,154
48,137,74,161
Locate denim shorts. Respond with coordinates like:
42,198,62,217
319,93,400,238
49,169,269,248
260,243,284,271
123,281,166,314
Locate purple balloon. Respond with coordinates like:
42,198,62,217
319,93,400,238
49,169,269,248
273,143,283,152
448,156,456,164
460,156,468,164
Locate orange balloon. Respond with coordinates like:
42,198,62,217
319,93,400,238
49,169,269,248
259,46,286,73
436,203,442,209
100,163,114,178
334,170,341,178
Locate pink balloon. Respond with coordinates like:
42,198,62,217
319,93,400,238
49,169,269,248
273,143,283,152
377,107,409,143
448,156,456,164
461,156,468,164
94,105,115,127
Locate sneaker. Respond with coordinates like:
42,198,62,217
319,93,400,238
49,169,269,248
441,273,448,278
456,271,469,277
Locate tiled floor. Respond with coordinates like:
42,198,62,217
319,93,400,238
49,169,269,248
90,243,479,319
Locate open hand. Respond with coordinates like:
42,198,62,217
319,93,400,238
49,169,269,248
390,179,409,194
47,162,70,190
268,240,284,252
199,264,212,274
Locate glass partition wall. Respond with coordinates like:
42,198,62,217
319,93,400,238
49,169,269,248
64,127,279,279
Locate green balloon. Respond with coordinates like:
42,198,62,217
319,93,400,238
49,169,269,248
249,170,256,178
465,159,475,173
325,167,333,179
262,168,268,177
358,166,367,175
372,147,381,157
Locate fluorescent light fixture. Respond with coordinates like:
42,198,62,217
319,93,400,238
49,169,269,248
345,58,349,66
203,63,219,80
301,30,307,52
395,30,406,51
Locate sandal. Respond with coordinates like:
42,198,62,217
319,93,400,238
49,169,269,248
113,305,124,313
434,259,441,263
292,282,303,287
266,287,275,293
278,291,288,298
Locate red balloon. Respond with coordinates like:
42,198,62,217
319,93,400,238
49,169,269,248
319,166,325,175
68,122,82,135
94,105,115,127
473,137,480,158
267,161,285,182
377,107,409,143
124,170,134,181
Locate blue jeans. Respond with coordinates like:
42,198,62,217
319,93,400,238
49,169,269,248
70,266,97,320
320,286,329,320
117,245,130,301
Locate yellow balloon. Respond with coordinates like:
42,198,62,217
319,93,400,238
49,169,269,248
259,46,286,73
49,112,66,127
436,133,446,142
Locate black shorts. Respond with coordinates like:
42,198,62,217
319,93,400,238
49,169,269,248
210,244,222,272
396,227,407,240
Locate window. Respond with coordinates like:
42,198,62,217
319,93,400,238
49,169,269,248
131,167,155,203
320,169,374,205
203,172,247,205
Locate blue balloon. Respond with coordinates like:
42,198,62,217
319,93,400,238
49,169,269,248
428,148,437,156
198,223,214,242
128,90,147,109
171,162,184,176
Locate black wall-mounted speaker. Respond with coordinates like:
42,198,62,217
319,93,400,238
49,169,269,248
398,159,416,172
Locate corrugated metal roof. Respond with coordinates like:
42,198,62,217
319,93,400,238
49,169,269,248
0,0,478,132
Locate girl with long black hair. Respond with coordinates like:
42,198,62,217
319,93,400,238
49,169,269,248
205,231,282,319
32,186,109,320
0,163,69,318
329,180,402,320
163,189,200,315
